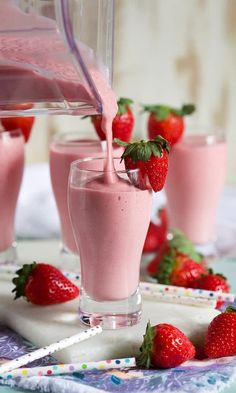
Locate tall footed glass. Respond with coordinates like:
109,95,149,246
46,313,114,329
68,158,153,329
0,130,24,264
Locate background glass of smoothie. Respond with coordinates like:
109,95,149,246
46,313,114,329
165,129,227,255
50,133,123,267
0,130,24,264
69,157,153,329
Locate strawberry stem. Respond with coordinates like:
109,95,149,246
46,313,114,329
117,97,133,115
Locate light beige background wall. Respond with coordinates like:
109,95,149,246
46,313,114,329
26,0,236,184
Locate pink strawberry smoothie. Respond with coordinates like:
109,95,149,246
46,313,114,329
69,171,152,301
165,135,227,244
50,138,123,254
0,131,24,252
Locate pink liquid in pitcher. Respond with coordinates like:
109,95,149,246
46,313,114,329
0,131,24,252
165,135,227,244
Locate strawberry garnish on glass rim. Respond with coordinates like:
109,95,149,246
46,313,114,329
115,136,171,192
143,103,195,145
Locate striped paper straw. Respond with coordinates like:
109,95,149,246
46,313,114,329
142,289,217,308
1,357,136,380
0,326,102,375
140,281,235,303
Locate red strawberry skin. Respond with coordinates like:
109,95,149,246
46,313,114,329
1,103,35,142
143,209,168,254
144,150,169,192
92,107,134,142
205,309,236,358
124,150,169,192
148,112,184,145
13,263,79,305
194,273,230,308
170,253,206,288
138,322,196,369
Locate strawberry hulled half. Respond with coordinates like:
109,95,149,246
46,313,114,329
143,103,195,145
115,136,171,192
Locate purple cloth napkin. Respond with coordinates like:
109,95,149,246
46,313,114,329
1,324,236,393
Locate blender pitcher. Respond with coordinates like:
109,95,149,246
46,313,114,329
0,0,114,116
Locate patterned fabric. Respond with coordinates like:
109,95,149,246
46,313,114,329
1,324,236,393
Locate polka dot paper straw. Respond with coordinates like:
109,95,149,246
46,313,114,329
0,326,102,375
1,358,136,380
140,281,235,303
142,288,217,308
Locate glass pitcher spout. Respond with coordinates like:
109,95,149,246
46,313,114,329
0,0,114,116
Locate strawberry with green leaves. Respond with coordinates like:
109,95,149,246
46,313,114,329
115,136,171,192
143,103,195,145
137,321,196,369
12,262,79,305
148,230,206,287
90,97,134,142
205,307,236,358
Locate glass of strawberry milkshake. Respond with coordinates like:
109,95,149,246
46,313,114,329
69,157,153,329
50,133,123,266
165,129,227,255
0,130,24,264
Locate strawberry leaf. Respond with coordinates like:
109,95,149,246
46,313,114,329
172,104,195,117
137,321,155,368
169,229,203,262
143,103,195,119
12,262,37,300
114,138,130,147
117,97,133,115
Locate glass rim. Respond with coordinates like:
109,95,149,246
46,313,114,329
70,157,140,175
0,129,23,139
181,133,225,145
51,132,105,147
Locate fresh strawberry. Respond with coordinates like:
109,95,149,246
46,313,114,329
115,136,171,192
1,103,35,142
170,253,206,288
147,230,206,286
143,208,168,253
204,307,236,358
143,104,195,145
137,321,196,369
12,262,79,305
194,270,230,308
90,97,134,142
